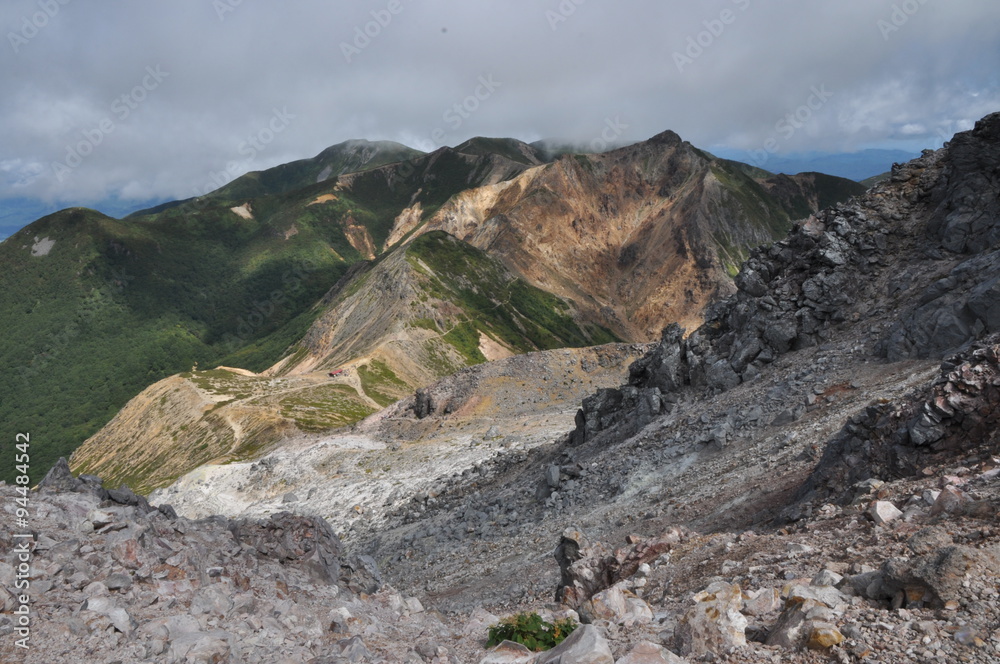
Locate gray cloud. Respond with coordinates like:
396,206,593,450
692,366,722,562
2,0,998,205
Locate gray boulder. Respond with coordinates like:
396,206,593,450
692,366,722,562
535,625,613,664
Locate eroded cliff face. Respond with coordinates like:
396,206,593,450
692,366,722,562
418,132,850,340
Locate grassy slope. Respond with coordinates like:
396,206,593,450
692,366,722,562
453,137,543,165
406,231,619,360
0,204,354,484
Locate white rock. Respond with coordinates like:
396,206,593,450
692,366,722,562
868,500,903,525
535,624,614,664
87,509,116,528
582,583,653,626
479,640,535,664
190,585,235,618
624,596,655,626
105,606,134,636
783,583,849,611
743,587,782,616
675,582,748,657
464,606,501,637
83,581,109,597
617,640,689,663
168,630,236,663
810,569,844,587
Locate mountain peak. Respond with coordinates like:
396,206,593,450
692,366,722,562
647,129,683,146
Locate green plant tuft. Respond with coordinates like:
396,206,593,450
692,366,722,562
486,612,577,652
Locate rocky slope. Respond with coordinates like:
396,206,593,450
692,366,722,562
121,113,1000,663
0,137,556,484
69,369,379,495
270,230,618,381
3,344,998,662
148,343,649,524
571,112,1000,448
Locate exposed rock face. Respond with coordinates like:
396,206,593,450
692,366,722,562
554,529,681,610
571,112,1000,447
228,512,380,592
848,536,1000,610
421,134,861,341
801,334,1000,505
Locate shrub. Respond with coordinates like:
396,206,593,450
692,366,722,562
486,612,577,651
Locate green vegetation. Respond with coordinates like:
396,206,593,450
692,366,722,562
139,140,424,214
278,384,376,431
442,322,488,365
409,317,440,333
1,137,542,485
406,231,618,360
808,172,867,211
2,133,862,488
356,360,410,407
487,612,578,652
710,163,794,238
708,162,799,276
0,202,342,484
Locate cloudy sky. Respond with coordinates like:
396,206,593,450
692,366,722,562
2,0,998,208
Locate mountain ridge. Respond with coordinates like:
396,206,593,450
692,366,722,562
2,127,863,484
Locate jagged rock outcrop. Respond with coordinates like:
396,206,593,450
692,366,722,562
228,512,381,592
571,112,1000,446
800,334,1000,505
554,529,682,610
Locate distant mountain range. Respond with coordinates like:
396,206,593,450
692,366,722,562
0,147,920,241
709,148,920,181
